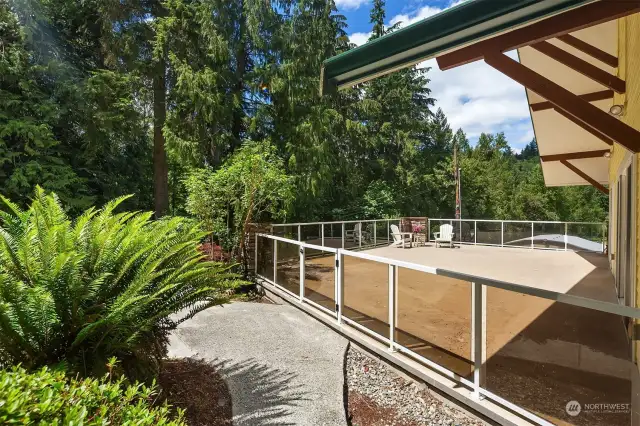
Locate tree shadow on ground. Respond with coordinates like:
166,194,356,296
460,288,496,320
162,357,307,426
212,357,308,426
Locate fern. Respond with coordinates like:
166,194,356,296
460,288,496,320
0,187,243,380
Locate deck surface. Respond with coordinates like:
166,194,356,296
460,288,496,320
268,242,631,426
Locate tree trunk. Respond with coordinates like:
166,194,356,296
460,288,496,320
232,10,246,148
153,57,169,217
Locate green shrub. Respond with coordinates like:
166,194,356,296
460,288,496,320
0,187,242,379
184,141,293,268
0,364,186,425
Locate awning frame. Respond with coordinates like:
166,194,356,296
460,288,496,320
321,0,640,194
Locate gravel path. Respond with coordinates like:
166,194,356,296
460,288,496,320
168,301,349,426
346,346,485,426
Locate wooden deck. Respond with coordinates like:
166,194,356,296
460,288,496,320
264,242,631,426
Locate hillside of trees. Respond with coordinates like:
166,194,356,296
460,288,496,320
0,0,607,224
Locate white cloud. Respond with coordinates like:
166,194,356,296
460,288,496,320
349,32,372,46
347,1,533,144
335,0,369,10
421,50,532,140
449,0,470,8
518,128,535,144
389,6,443,28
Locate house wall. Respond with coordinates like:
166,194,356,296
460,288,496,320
610,13,640,298
610,12,640,426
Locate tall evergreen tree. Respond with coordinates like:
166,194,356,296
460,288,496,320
518,138,539,160
370,0,385,39
0,0,83,206
0,0,608,226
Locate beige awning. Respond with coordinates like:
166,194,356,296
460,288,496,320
518,20,617,187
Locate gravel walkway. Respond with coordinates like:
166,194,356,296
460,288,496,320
346,346,485,426
168,301,349,426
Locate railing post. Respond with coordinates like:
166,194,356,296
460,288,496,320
273,239,278,283
388,264,397,352
341,222,345,249
471,282,487,400
298,224,301,242
501,222,504,247
427,218,430,242
337,250,344,323
359,221,362,248
564,222,568,251
374,222,377,247
474,220,477,245
602,223,606,254
387,220,390,243
254,233,258,276
321,224,325,247
531,222,534,249
299,246,305,302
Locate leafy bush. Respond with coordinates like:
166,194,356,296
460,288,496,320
0,188,241,379
184,141,293,268
0,364,186,425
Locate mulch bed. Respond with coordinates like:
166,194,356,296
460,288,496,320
159,358,232,426
348,391,422,426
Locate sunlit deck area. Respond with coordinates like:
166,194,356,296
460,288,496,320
260,233,631,426
366,243,617,301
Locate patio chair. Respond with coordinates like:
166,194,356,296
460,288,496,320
346,223,370,244
390,224,412,249
434,224,454,248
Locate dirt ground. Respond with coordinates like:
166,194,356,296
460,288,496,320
160,358,233,426
273,248,632,426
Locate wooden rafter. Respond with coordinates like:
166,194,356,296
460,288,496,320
530,41,625,93
560,159,608,194
541,150,610,162
530,90,613,111
556,34,618,67
552,108,615,146
436,1,640,70
484,53,640,152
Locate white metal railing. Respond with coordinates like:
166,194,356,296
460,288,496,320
270,218,607,253
271,218,403,251
254,232,633,426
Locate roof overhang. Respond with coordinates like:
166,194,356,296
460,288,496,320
321,0,640,193
321,0,595,95
518,21,617,187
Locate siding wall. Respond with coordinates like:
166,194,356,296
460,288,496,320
612,13,640,298
610,14,640,292
624,15,640,318
610,14,640,425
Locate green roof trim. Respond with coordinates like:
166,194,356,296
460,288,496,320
321,0,594,95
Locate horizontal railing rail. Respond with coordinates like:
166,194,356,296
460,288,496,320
272,218,605,226
254,232,632,426
271,218,402,227
270,217,607,253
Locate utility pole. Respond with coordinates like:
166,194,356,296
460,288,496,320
454,144,461,220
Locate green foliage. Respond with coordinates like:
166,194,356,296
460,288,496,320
0,0,87,209
362,181,399,219
1,0,607,232
184,141,293,262
0,187,241,379
0,364,185,425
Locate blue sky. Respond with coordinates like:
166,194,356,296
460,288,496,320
335,0,535,152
